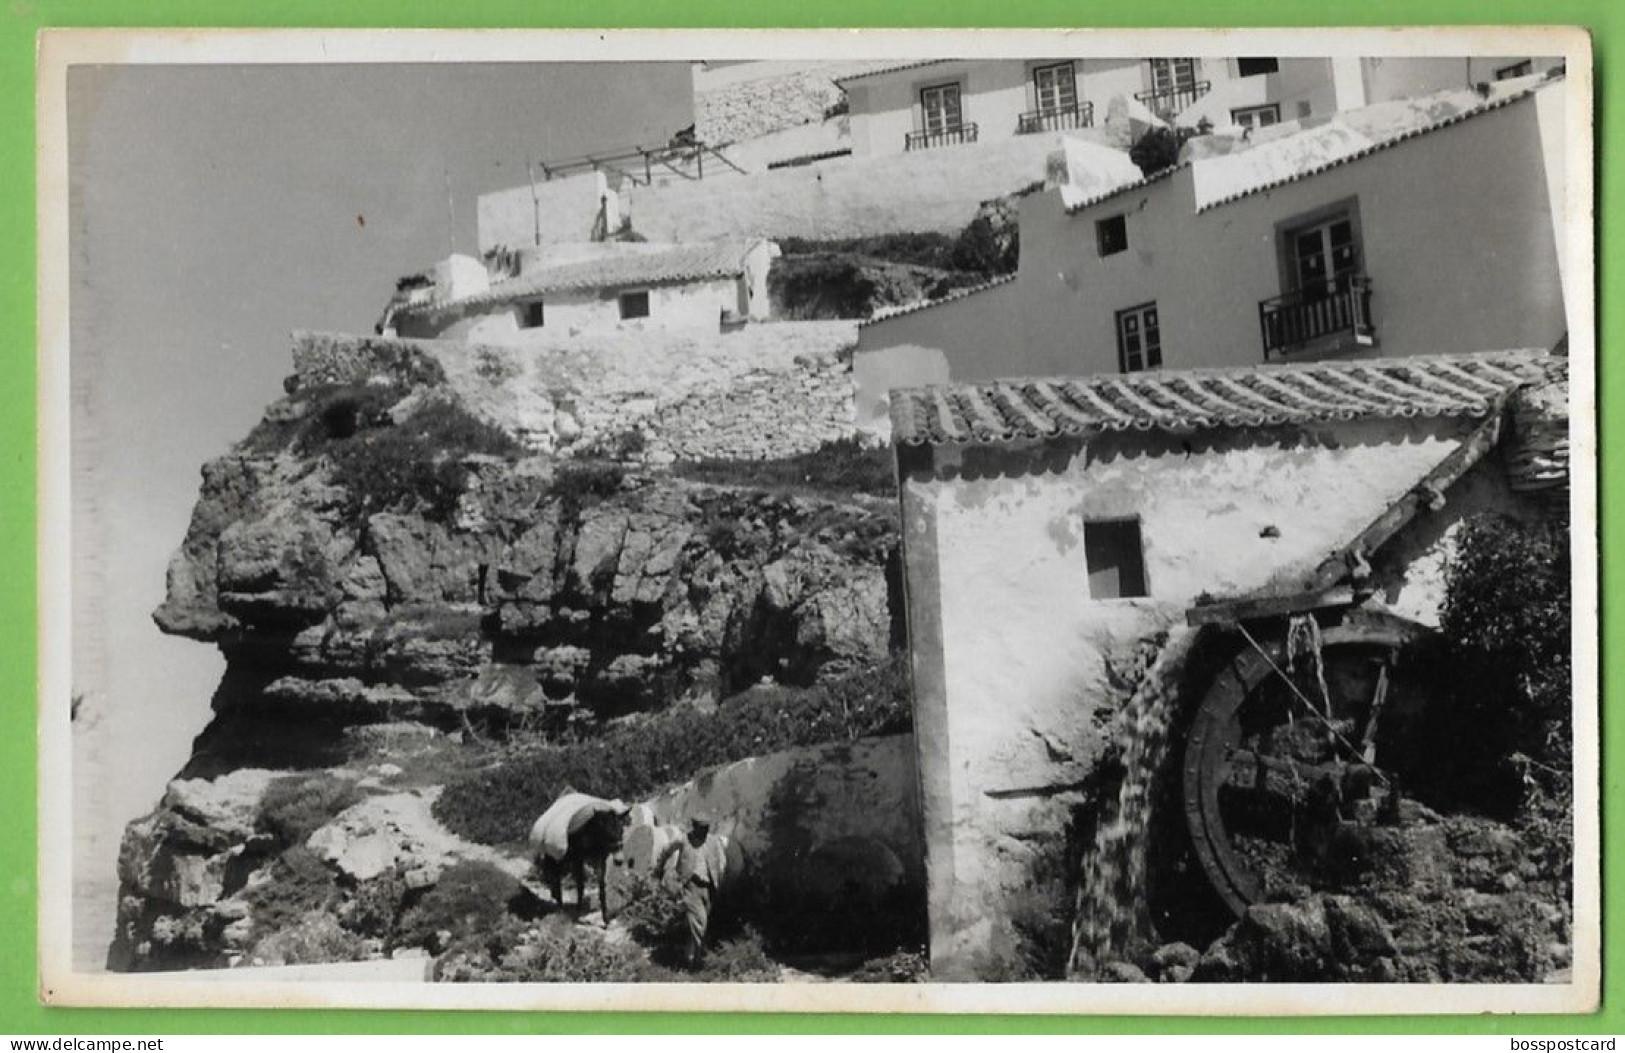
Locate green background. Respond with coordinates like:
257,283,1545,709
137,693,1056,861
4,0,1615,1035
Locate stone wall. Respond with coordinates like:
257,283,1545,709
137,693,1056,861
623,734,922,902
290,322,863,464
692,60,898,144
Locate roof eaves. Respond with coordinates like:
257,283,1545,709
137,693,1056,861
1194,78,1553,214
833,60,952,87
1062,163,1185,215
857,273,1018,330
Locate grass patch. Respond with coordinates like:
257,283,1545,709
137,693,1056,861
776,233,959,271
675,437,895,497
433,657,911,845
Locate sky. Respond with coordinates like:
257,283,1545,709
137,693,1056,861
67,61,695,967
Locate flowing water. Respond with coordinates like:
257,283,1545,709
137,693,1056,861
1067,627,1199,977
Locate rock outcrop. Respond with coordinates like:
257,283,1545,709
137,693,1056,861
116,335,903,971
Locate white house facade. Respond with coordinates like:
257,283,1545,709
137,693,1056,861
381,238,778,344
854,72,1568,425
835,55,1565,161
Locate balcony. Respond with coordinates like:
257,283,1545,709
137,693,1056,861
904,123,979,151
1017,102,1095,134
1134,80,1212,120
1258,276,1376,359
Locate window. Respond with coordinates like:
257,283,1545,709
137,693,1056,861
1231,103,1281,130
1496,60,1534,80
1032,62,1078,114
618,289,651,320
521,300,545,329
920,82,964,135
1286,212,1361,300
1147,58,1198,94
1237,57,1280,77
1084,519,1148,600
1115,302,1162,373
1096,214,1128,257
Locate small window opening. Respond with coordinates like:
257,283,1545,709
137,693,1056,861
522,300,545,329
1096,214,1128,257
618,289,651,320
1085,519,1148,599
1237,57,1279,77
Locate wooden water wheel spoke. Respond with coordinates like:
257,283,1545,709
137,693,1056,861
1183,621,1417,916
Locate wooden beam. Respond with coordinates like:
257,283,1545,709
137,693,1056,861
1300,408,1504,594
1186,585,1356,627
1183,407,1506,628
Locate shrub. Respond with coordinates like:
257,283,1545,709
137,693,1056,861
674,437,894,496
257,773,365,847
324,398,520,521
849,947,929,983
949,197,1019,275
550,461,628,512
687,929,780,982
242,845,343,942
396,860,527,953
1407,512,1572,818
775,233,959,271
341,867,410,941
433,657,912,844
1129,126,1201,176
250,912,369,967
434,915,656,983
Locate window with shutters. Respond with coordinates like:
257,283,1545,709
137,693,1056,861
1115,302,1162,373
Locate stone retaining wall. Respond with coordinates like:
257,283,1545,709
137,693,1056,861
290,322,864,464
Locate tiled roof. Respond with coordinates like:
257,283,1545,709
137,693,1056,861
1063,73,1561,217
890,350,1552,447
399,240,760,317
1193,75,1558,212
858,273,1017,329
1062,163,1184,215
833,60,952,86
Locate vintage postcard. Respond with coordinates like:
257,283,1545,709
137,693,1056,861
39,26,1597,1014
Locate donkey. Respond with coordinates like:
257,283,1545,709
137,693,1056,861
537,806,634,923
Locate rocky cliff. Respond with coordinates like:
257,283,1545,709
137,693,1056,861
114,334,905,971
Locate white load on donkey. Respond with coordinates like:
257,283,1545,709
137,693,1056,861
527,792,632,924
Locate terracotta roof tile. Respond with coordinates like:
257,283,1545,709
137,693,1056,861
890,350,1553,447
399,240,760,318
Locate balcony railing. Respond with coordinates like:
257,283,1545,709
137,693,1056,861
905,123,979,151
1017,102,1095,134
1134,80,1212,120
1259,276,1375,359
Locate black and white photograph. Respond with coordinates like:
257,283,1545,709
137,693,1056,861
41,28,1597,1013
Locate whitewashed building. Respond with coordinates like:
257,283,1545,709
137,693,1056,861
837,55,1564,159
380,238,778,343
853,72,1569,431
889,349,1567,977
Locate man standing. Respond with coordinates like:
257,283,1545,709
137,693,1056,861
656,815,728,967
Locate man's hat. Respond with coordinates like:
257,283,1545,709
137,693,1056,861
688,814,713,830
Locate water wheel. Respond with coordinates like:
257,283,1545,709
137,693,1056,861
1181,618,1424,917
